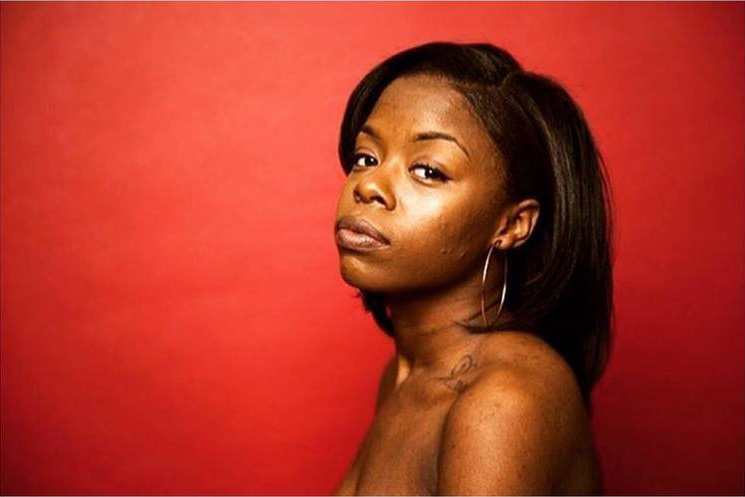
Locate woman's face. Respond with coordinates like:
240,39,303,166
334,74,508,294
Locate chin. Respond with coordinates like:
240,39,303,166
336,256,394,292
339,263,383,292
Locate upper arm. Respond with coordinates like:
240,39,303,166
436,367,582,495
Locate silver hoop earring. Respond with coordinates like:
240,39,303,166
481,242,508,328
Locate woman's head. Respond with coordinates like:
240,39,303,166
334,42,614,406
335,74,538,292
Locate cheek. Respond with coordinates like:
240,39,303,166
335,181,354,215
416,191,491,247
431,211,487,265
397,192,493,276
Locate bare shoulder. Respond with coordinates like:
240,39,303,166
437,331,594,495
464,331,587,414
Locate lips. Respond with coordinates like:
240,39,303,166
335,215,390,245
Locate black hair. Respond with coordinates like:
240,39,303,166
337,42,614,411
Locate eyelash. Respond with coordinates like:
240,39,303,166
350,152,449,182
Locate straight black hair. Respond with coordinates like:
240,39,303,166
337,42,614,411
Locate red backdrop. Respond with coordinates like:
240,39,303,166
1,3,743,495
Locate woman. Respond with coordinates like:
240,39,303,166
332,41,613,495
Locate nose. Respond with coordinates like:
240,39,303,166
353,163,396,210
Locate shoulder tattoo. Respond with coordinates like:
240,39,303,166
436,355,476,393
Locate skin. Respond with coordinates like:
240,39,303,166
333,74,601,495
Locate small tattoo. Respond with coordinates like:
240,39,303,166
437,355,476,393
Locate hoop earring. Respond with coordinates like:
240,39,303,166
481,241,508,328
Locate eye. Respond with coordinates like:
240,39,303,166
411,163,449,182
351,152,378,169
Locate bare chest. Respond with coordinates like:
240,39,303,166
353,390,454,495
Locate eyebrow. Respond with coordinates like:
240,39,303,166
360,124,470,159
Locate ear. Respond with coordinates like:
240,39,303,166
492,199,540,249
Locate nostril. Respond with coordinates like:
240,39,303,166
354,181,393,209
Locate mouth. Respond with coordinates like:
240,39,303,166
335,215,390,251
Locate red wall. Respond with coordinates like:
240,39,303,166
2,3,743,495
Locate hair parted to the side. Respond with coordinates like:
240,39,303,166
337,42,615,410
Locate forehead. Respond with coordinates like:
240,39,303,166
364,75,484,139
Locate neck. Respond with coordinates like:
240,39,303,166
385,266,506,386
